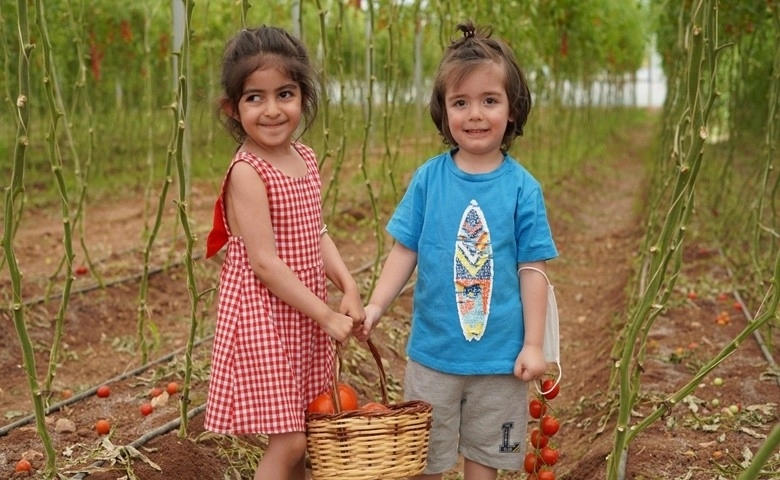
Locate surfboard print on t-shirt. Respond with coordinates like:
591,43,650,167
454,199,493,341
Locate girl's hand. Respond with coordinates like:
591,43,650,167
339,289,366,332
355,303,383,342
513,345,546,382
323,310,358,345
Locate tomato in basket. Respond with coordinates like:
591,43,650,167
361,402,390,412
306,382,359,414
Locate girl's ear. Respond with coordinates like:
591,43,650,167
220,98,237,119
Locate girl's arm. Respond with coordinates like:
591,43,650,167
320,231,365,326
226,162,355,343
514,260,548,382
356,242,418,341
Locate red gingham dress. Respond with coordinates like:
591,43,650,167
204,143,334,435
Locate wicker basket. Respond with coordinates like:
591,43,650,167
306,339,432,479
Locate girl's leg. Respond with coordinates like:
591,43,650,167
254,432,307,480
463,458,498,480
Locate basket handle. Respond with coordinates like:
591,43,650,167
366,339,389,405
330,339,388,412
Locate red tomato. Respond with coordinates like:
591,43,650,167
538,469,556,480
337,383,359,411
529,399,547,419
530,428,549,449
96,385,110,398
166,381,179,395
60,389,73,400
540,446,559,466
524,452,541,473
15,458,32,473
149,387,163,398
140,403,153,416
75,265,88,276
541,415,560,436
541,379,560,400
361,402,390,412
307,392,335,414
95,419,111,435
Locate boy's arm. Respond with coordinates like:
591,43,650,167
356,242,418,340
514,260,549,382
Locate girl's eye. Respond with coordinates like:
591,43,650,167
453,99,467,108
245,94,261,102
485,97,498,105
279,90,293,100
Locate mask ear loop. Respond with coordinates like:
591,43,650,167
518,266,562,395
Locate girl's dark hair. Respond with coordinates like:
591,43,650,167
218,26,319,143
429,20,532,152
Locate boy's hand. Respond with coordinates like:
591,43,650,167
354,303,382,342
513,345,546,382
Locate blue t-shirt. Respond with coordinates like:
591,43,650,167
387,150,558,375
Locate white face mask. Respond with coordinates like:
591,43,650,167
519,266,562,394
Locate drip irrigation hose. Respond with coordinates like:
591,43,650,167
0,335,213,437
67,403,207,480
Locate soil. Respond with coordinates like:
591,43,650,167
1,124,778,480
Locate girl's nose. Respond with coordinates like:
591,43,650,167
265,99,281,116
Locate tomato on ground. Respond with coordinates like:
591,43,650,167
140,403,154,416
95,419,111,435
15,459,32,473
96,385,110,398
166,381,179,395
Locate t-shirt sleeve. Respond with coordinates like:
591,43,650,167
515,183,558,262
387,171,425,252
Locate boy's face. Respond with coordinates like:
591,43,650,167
444,62,511,162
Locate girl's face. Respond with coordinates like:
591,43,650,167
444,62,511,166
232,67,302,156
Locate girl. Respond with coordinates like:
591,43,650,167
356,21,558,480
204,26,365,480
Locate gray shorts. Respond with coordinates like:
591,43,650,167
404,360,529,473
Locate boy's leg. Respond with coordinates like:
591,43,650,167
464,458,498,480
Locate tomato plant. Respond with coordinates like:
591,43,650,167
540,446,559,466
15,458,32,473
529,398,547,419
96,385,111,398
95,419,111,435
540,378,560,400
541,415,560,436
530,428,549,449
140,403,153,416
